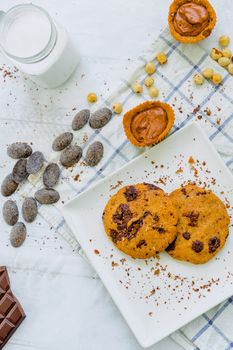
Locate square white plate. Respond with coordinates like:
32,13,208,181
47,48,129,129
61,122,233,348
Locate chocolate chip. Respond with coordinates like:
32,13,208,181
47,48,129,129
208,236,220,253
157,227,165,234
22,197,38,223
89,108,112,129
136,240,147,248
112,204,133,228
10,222,26,248
12,159,29,183
192,240,204,253
1,174,18,197
110,229,119,243
127,218,144,238
84,141,103,167
196,191,207,196
7,142,32,159
166,239,176,252
72,109,90,130
52,132,73,151
3,200,19,226
183,232,191,240
181,188,187,196
26,151,44,174
154,214,160,222
124,186,138,201
183,210,199,227
110,214,145,243
143,183,161,191
43,163,60,188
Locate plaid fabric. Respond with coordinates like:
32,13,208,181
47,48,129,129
23,26,233,349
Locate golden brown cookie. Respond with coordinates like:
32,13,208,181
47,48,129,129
167,184,230,264
103,183,178,259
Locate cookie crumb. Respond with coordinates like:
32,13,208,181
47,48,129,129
188,156,195,164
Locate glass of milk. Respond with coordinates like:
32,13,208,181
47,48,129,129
0,4,80,88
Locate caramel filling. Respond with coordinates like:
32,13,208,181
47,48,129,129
173,2,209,36
130,107,168,145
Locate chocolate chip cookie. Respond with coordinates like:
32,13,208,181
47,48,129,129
167,184,230,264
103,183,178,259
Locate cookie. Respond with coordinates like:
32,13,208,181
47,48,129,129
103,183,178,259
167,184,230,264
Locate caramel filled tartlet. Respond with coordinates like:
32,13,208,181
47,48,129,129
123,101,174,147
168,0,216,43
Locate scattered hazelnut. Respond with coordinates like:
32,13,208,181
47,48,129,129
156,52,167,65
132,82,143,94
112,102,123,114
144,76,154,87
219,35,230,48
210,48,223,60
193,73,204,85
202,68,214,79
149,86,159,98
145,62,156,75
228,64,233,75
87,92,97,103
212,73,222,85
222,48,232,58
218,56,231,67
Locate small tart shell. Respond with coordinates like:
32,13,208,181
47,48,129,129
123,101,175,147
168,0,216,44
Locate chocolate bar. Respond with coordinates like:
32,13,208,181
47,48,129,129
0,267,25,349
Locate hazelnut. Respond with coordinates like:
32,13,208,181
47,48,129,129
218,57,231,67
144,76,154,87
222,48,232,58
202,68,213,79
149,86,159,98
112,102,123,114
219,35,230,48
210,48,223,61
193,73,204,85
156,52,167,65
212,73,222,85
132,82,143,94
87,93,97,103
145,62,156,75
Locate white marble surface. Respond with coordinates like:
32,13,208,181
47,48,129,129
0,0,231,349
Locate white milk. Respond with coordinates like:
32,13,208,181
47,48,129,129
0,4,80,88
4,9,52,58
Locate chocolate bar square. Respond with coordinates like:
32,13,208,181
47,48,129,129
0,267,25,349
